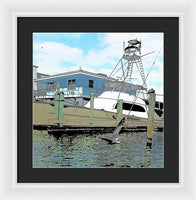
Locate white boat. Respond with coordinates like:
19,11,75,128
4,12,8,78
85,91,150,119
85,39,163,120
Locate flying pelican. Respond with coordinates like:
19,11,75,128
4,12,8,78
99,117,126,144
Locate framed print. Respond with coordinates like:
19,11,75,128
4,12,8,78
17,17,179,183
3,0,196,198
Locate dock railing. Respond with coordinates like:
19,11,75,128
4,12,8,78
33,82,104,100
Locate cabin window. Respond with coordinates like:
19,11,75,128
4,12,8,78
115,102,145,112
68,79,76,89
155,102,164,110
89,80,94,88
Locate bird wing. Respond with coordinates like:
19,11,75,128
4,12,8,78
118,117,125,126
99,137,113,143
112,117,125,138
112,125,123,138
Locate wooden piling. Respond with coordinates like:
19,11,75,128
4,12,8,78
117,99,123,123
145,147,152,167
146,88,156,149
90,93,94,125
54,92,64,127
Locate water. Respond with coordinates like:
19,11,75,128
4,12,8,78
33,130,164,168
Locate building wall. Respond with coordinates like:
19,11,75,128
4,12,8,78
37,74,105,95
36,73,136,97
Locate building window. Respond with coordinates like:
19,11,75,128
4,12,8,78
68,79,76,89
47,82,55,90
47,82,55,85
89,80,94,88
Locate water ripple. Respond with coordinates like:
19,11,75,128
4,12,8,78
33,130,164,168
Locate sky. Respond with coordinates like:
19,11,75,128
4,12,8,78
33,33,163,101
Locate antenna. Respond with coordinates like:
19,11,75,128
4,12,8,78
105,39,148,90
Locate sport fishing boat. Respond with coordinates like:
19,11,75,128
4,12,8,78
85,39,163,120
85,91,149,119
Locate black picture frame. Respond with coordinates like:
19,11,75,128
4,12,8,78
17,17,179,183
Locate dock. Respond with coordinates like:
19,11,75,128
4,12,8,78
33,100,163,134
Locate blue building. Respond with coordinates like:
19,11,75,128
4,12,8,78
34,68,140,106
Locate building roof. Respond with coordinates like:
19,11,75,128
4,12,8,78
36,69,116,81
37,72,50,77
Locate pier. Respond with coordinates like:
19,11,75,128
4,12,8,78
33,90,163,134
